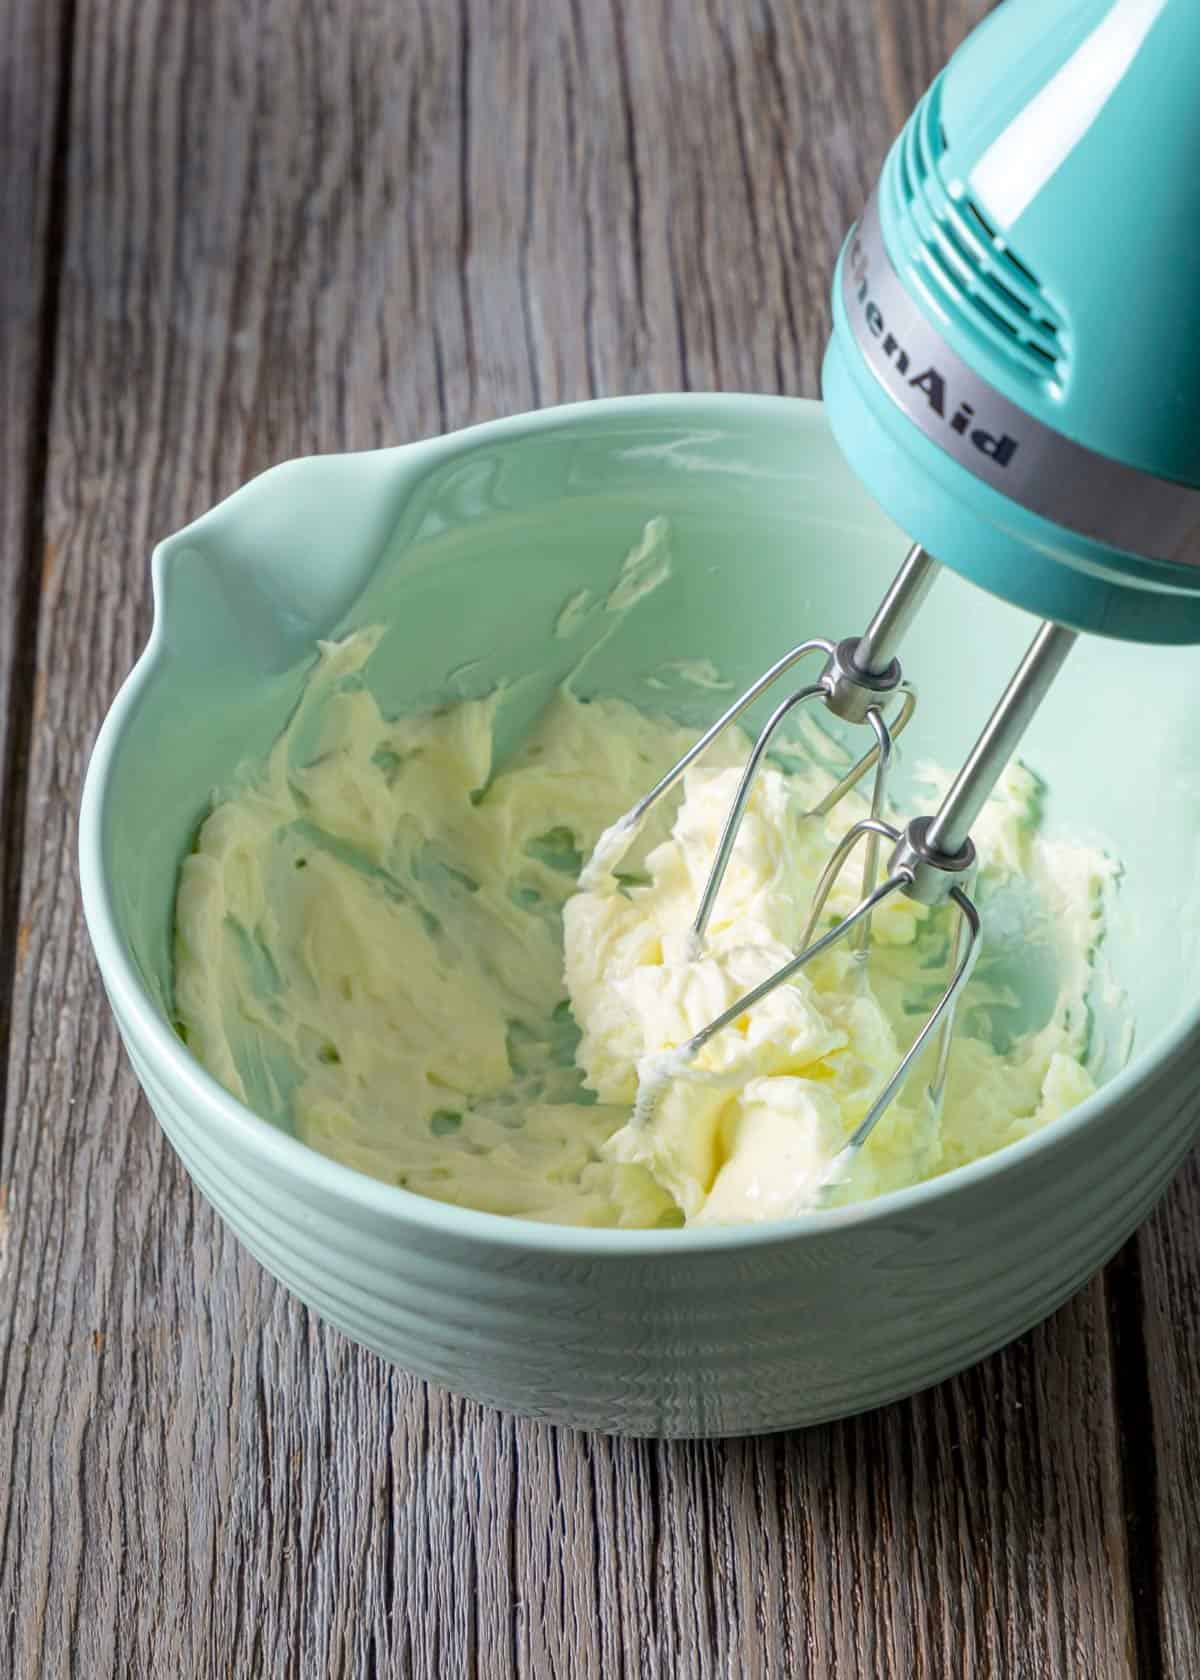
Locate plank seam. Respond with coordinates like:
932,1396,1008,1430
1106,1243,1167,1680
0,0,78,1164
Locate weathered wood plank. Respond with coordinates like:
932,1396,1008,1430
0,0,71,1105
1132,1164,1200,1679
0,0,1154,1674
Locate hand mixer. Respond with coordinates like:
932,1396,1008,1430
583,0,1200,1186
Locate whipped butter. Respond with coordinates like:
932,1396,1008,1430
175,609,1111,1227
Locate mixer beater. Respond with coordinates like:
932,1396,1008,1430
582,0,1200,1191
583,541,1075,1181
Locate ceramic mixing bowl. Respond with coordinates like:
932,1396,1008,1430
79,395,1200,1438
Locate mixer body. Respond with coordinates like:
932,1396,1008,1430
824,0,1200,642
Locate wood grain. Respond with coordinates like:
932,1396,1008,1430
0,0,71,1138
0,0,1183,1674
1131,1165,1200,1679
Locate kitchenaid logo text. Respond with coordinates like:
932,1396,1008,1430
848,229,1019,468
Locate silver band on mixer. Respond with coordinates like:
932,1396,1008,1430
842,191,1200,568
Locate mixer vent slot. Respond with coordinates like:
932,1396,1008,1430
892,77,1067,387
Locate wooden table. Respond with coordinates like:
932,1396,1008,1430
2,2,1198,1674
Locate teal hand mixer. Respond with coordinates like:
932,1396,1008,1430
586,0,1200,1174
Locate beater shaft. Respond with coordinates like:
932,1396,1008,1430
924,621,1076,860
853,543,939,677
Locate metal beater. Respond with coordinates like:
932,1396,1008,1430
583,540,1073,1177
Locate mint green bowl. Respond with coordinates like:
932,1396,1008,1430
79,395,1200,1438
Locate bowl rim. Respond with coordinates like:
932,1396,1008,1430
78,390,1193,1256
